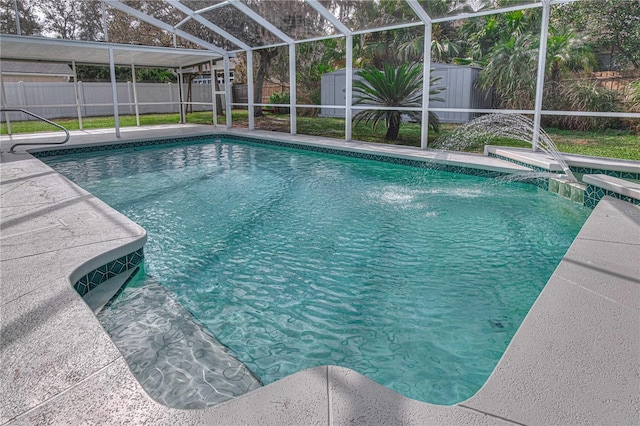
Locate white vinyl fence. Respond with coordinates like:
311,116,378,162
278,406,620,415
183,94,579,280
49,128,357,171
1,81,226,121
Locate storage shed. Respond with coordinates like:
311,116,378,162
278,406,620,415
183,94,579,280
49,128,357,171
320,63,492,123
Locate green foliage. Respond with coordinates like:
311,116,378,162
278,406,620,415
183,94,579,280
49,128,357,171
544,81,621,131
74,65,176,83
268,91,290,105
36,0,104,40
553,0,640,69
267,91,290,114
293,41,339,114
623,80,640,135
471,13,598,111
475,34,538,109
546,28,598,82
352,63,443,140
625,80,640,112
136,68,176,83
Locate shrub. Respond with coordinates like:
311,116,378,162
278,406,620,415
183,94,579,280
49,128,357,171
544,80,621,131
267,91,290,114
622,80,640,132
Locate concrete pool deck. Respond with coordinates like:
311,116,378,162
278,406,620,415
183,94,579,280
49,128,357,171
1,125,639,425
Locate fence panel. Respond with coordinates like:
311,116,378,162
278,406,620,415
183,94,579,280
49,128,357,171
136,83,180,114
1,81,222,120
231,82,288,105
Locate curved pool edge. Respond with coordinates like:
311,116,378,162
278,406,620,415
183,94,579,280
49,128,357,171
1,128,638,425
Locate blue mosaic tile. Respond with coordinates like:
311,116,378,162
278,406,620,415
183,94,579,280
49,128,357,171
569,166,639,181
110,259,126,275
32,135,213,158
74,276,89,295
74,248,144,297
583,184,640,208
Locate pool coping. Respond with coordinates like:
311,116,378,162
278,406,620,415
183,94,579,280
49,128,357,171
1,125,639,425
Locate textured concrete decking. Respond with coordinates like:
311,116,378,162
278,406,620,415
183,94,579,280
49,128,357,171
1,125,639,425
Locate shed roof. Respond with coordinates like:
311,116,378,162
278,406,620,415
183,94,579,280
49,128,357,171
1,60,73,76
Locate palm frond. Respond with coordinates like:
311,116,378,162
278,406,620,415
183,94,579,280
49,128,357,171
352,63,443,140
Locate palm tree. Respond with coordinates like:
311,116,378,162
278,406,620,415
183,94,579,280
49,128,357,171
475,33,538,109
352,63,444,141
545,28,598,84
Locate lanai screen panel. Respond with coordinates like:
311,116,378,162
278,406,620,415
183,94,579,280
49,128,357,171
240,0,340,40
105,2,190,47
178,16,243,51
183,1,284,47
314,0,422,32
421,0,541,20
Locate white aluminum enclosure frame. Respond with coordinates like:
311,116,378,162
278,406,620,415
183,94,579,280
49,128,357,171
2,0,638,148
0,34,225,136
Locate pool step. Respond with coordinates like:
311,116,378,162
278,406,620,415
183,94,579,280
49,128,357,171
97,280,261,409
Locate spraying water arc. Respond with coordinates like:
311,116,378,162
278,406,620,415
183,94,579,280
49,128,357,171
438,114,578,182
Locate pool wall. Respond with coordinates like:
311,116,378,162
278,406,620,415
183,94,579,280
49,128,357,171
31,133,512,179
73,249,143,297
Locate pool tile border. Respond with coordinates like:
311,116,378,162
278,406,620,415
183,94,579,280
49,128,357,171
73,248,144,297
584,184,640,209
33,133,511,180
572,166,640,181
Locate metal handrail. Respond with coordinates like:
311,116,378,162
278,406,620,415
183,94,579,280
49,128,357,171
1,108,70,153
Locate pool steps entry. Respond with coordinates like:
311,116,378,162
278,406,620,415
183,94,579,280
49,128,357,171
97,279,262,408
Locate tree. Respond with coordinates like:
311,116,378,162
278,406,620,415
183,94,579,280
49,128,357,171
253,48,284,116
107,1,177,47
545,28,598,84
475,33,538,109
36,0,103,40
0,0,40,35
294,41,340,112
553,0,640,70
352,63,444,141
459,6,598,111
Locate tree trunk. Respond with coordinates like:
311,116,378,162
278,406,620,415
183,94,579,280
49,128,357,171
385,112,401,140
186,75,194,114
254,49,276,117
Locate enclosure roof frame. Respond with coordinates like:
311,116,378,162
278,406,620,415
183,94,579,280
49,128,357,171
0,34,222,69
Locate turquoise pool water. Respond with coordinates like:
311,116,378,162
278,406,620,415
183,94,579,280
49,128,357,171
46,139,590,406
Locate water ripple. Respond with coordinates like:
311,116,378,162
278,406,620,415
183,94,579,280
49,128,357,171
97,280,261,409
47,139,591,406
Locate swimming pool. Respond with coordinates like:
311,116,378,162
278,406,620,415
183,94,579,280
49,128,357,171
44,137,590,407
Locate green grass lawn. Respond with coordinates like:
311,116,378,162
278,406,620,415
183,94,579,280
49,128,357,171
2,110,638,160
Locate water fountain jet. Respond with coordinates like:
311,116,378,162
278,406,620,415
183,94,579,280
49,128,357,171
435,114,578,182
